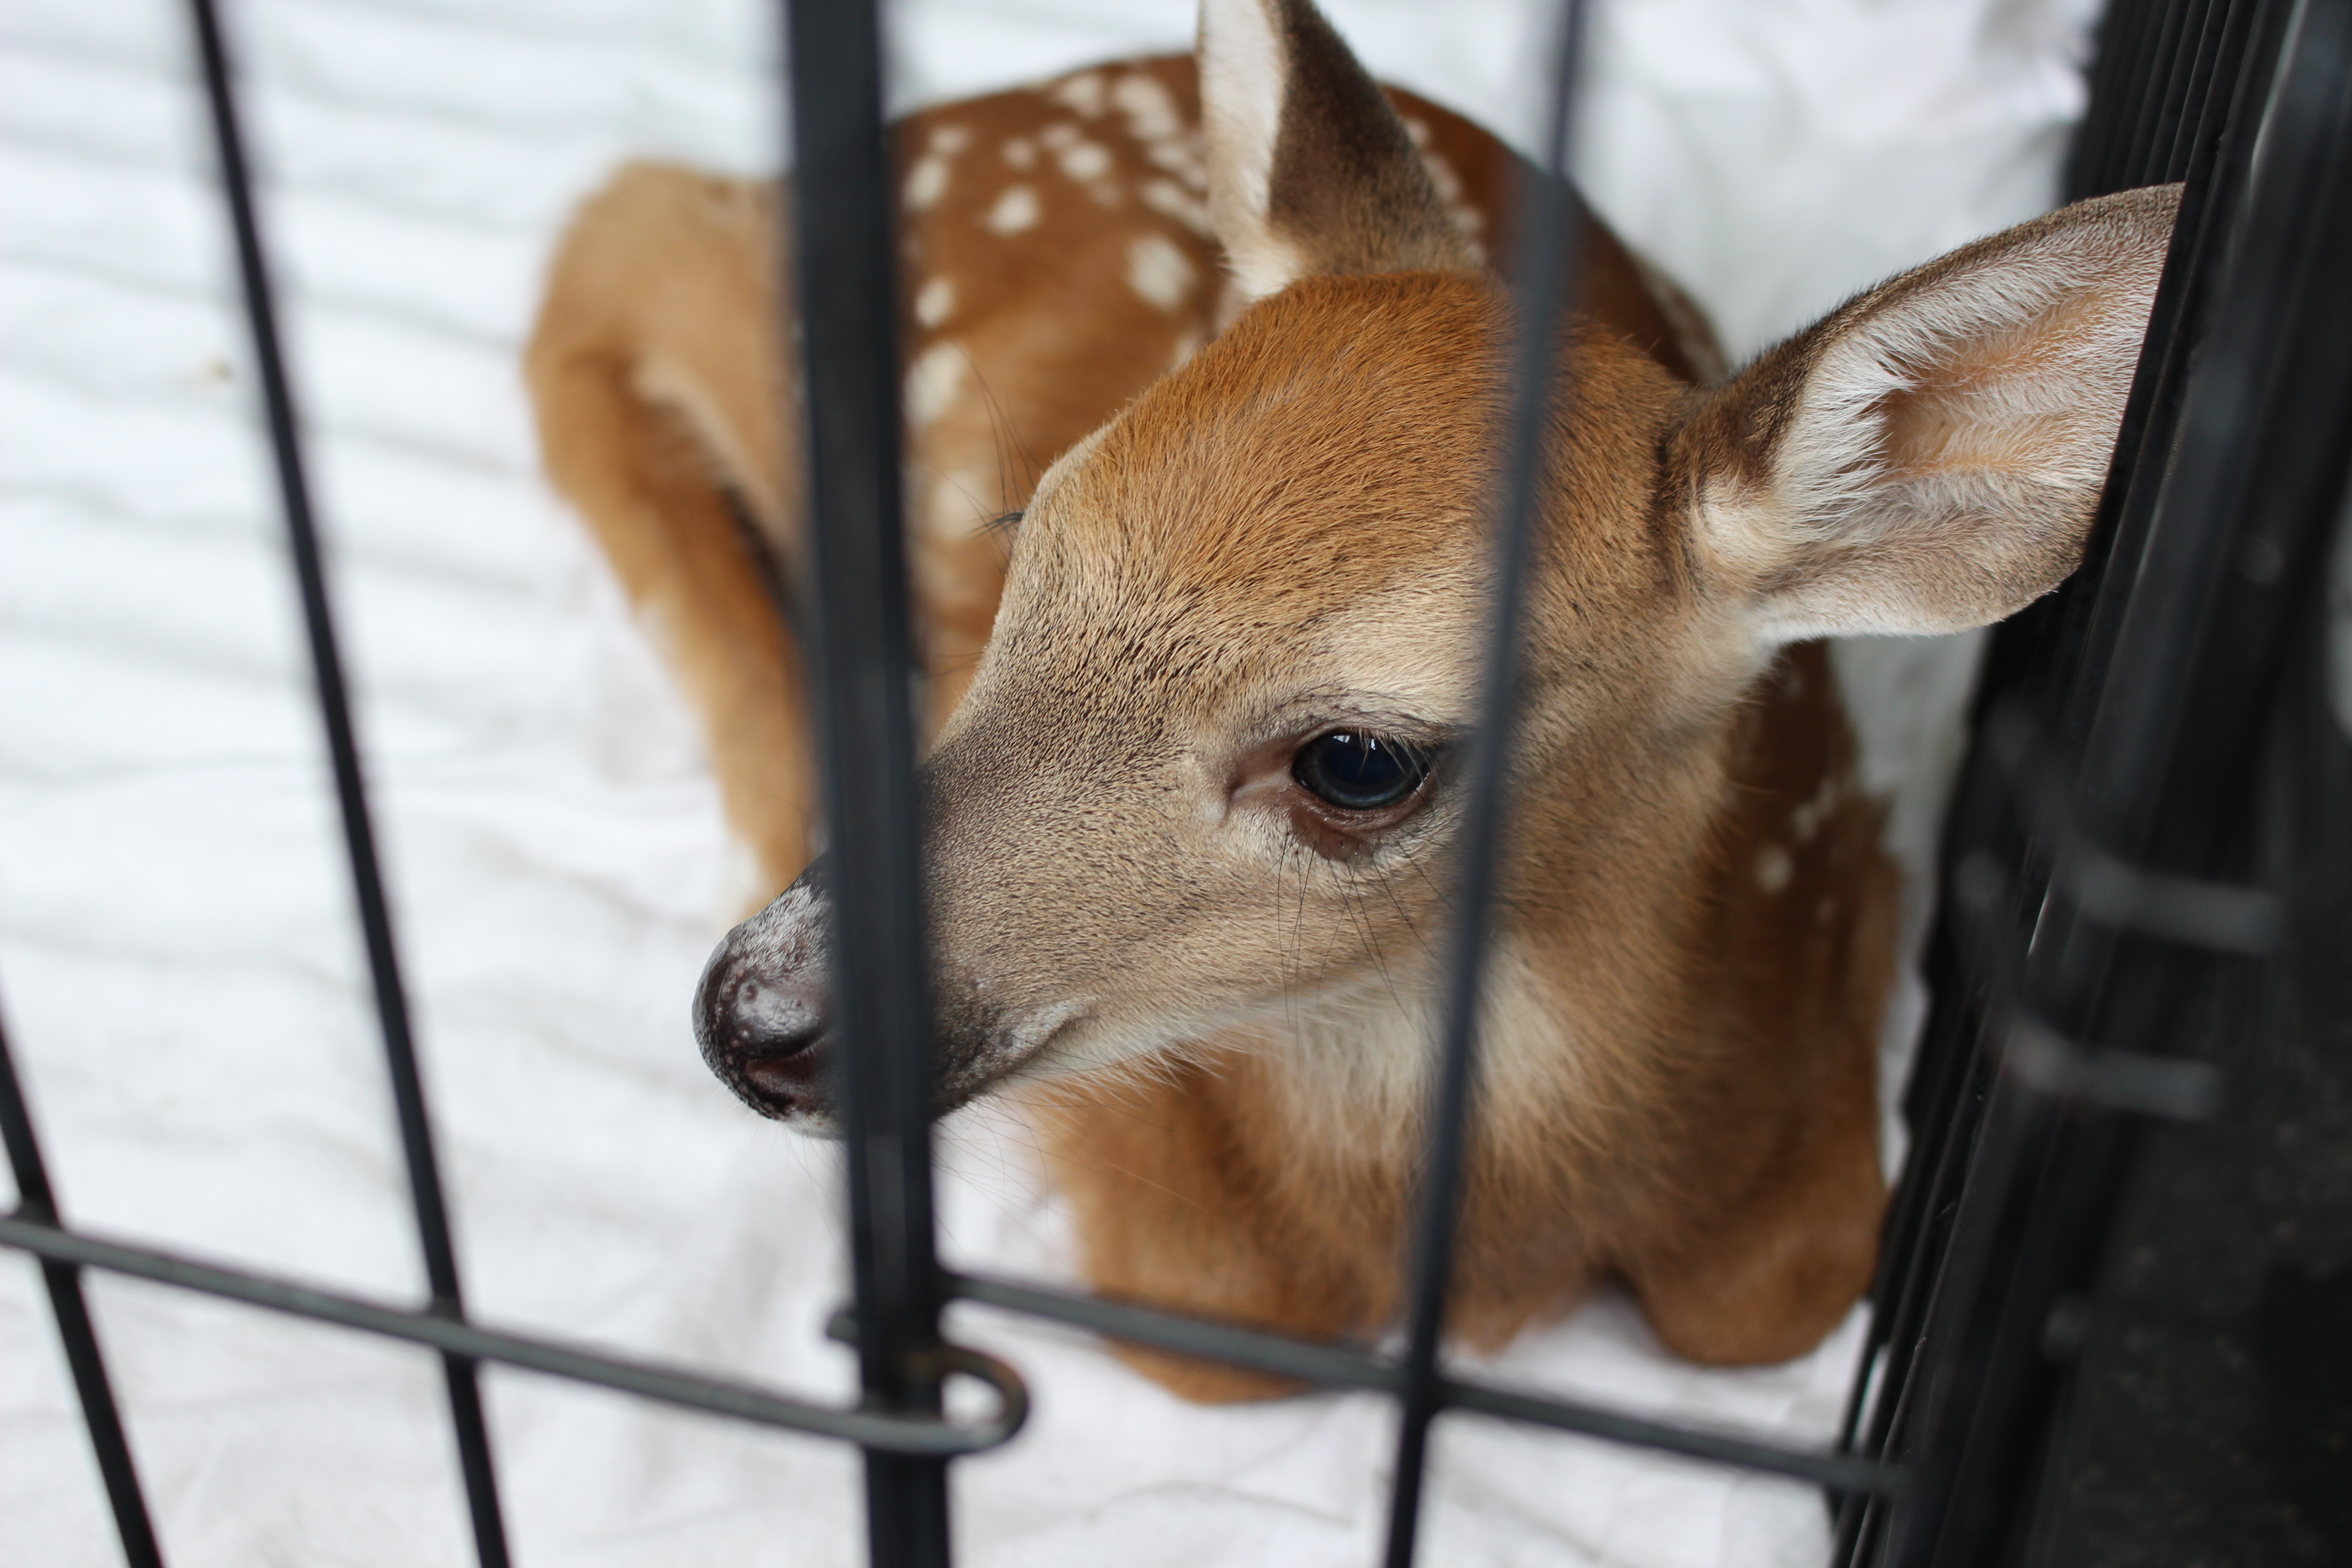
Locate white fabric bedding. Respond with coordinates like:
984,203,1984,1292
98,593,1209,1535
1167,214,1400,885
1,1,2095,1563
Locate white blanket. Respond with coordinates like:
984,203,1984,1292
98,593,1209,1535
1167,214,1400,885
0,1,2094,1562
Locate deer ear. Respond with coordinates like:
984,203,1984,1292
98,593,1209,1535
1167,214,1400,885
1678,185,2180,643
1198,0,1479,303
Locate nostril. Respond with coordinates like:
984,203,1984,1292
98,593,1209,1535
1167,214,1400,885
742,1044,823,1100
694,931,833,1117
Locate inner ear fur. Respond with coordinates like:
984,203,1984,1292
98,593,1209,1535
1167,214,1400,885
1676,184,2181,643
1199,0,1480,302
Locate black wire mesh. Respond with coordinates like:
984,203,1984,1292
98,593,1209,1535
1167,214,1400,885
4,1,2347,1565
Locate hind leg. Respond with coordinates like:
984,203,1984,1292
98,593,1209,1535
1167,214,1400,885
526,164,816,901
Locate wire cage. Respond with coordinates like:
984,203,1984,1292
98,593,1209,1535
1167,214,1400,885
3,0,2348,1565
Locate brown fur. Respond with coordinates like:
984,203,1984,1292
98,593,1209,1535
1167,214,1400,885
532,3,2173,1403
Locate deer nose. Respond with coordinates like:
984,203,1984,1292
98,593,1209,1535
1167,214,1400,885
693,929,831,1119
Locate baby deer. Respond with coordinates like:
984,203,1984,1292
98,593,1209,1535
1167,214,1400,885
527,0,2175,1400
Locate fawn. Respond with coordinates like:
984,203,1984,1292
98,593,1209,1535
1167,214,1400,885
527,0,2176,1400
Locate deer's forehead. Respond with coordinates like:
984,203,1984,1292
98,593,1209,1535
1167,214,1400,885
985,276,1692,720
992,545,1484,716
1027,274,1683,583
1020,276,1503,583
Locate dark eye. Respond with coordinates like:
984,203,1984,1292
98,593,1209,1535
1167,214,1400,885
1292,731,1435,812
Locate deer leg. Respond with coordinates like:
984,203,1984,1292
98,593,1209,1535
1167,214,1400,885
525,164,816,904
1029,1055,1382,1403
1622,1073,1884,1367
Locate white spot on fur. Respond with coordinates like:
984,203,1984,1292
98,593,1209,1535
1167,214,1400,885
1050,70,1106,117
1140,179,1211,237
1144,137,1209,192
904,125,971,213
929,470,986,537
1001,136,1036,170
1420,149,1465,207
1401,115,1431,148
913,275,955,328
1112,72,1181,143
1756,844,1794,894
1057,138,1113,182
903,154,949,210
1169,328,1203,369
1791,772,1843,842
1127,234,1196,312
984,184,1040,235
903,340,966,427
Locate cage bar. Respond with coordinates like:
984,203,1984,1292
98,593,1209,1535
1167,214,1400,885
776,0,957,1561
0,1214,1025,1454
0,1010,162,1568
180,2,513,1562
1379,4,1590,1565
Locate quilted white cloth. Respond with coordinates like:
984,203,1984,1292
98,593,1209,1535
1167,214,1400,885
1,1,2094,1563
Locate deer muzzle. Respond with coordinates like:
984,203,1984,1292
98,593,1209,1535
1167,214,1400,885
693,872,837,1126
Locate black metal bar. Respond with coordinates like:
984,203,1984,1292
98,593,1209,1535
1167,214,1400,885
2038,0,2279,746
2154,0,2234,180
2072,0,2352,859
1380,5,1588,1565
2117,0,2201,184
2079,0,2136,195
948,1272,1906,1496
0,1215,1026,1456
179,4,510,1561
2087,0,2169,191
1973,708,2286,957
775,0,953,1563
2069,0,2156,194
0,1010,164,1568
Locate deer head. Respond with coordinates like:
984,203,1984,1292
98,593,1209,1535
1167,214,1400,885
695,0,2174,1137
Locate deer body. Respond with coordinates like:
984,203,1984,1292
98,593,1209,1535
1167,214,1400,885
529,0,2174,1399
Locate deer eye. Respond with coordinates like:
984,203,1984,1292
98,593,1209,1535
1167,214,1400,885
1292,731,1435,813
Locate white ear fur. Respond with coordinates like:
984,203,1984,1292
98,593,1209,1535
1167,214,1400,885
1198,0,1300,301
1196,0,1475,304
1693,186,2179,643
